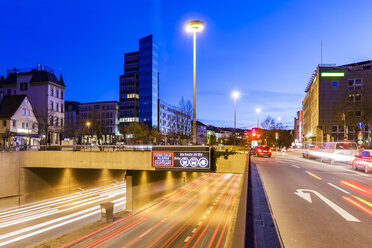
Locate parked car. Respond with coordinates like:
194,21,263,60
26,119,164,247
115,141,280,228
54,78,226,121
352,150,372,173
250,145,272,157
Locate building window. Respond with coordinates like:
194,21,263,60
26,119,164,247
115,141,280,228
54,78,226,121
56,89,59,98
61,118,64,127
348,94,354,102
61,90,64,99
332,126,337,133
26,110,30,116
50,116,53,126
22,109,26,115
355,94,361,102
3,120,6,127
12,120,16,127
332,81,338,87
355,111,361,117
22,122,25,128
50,86,53,96
348,111,353,117
61,104,64,113
7,89,11,95
49,101,53,110
55,117,59,126
56,103,59,112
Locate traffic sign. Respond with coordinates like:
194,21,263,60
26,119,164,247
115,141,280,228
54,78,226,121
357,122,364,128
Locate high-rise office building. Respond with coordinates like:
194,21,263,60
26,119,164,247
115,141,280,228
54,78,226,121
119,34,159,128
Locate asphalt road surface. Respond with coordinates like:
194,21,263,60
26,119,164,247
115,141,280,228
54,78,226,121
62,173,241,248
0,182,126,248
253,152,372,248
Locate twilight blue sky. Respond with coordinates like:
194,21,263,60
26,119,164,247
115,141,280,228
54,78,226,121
1,0,372,128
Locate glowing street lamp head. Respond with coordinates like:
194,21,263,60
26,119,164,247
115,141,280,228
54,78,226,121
86,121,91,127
278,117,281,122
186,20,204,33
256,108,261,114
232,91,240,100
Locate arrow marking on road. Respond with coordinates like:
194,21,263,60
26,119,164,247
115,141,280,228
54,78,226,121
294,189,360,222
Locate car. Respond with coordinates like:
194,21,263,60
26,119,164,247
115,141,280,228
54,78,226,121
303,145,319,159
250,145,272,157
352,150,372,173
319,141,359,164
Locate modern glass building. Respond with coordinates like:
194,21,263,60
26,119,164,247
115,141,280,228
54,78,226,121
139,34,159,127
119,34,159,128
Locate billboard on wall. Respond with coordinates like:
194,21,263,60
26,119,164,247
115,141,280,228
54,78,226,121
152,146,211,171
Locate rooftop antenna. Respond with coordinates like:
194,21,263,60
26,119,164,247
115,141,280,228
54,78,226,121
320,40,323,65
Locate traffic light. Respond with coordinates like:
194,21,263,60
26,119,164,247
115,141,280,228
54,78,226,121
275,132,279,140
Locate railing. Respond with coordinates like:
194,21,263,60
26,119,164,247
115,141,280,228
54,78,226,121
0,144,153,152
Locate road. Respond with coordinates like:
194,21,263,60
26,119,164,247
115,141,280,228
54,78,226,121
62,173,241,248
253,152,372,248
0,182,126,248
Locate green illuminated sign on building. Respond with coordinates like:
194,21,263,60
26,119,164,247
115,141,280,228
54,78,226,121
312,76,317,83
321,72,345,77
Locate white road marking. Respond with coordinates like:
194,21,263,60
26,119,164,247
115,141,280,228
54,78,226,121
198,222,202,226
184,236,191,242
139,227,153,239
291,164,300,168
327,183,350,194
294,189,359,222
192,228,197,233
203,216,207,219
160,217,168,223
207,211,210,214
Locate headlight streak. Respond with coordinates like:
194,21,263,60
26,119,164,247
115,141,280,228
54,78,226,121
342,196,372,217
0,188,125,228
340,180,372,198
0,197,126,246
0,183,125,218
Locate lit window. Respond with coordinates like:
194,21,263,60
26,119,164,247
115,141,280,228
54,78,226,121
22,109,26,115
26,110,30,116
332,81,338,87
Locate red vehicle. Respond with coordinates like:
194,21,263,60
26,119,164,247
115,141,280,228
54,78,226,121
250,145,272,157
352,150,372,173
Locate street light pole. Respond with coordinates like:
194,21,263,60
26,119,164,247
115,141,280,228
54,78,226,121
186,20,204,145
232,91,240,146
193,31,197,145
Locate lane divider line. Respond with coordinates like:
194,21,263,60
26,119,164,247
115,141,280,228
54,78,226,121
184,236,191,242
327,183,350,194
291,165,300,168
305,171,322,180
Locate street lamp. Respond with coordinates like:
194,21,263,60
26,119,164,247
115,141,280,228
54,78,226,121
256,108,261,128
186,20,204,144
232,91,240,146
86,121,91,144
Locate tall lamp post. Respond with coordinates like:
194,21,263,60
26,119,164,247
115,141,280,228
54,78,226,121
86,121,91,145
186,20,204,144
232,91,240,146
256,108,261,128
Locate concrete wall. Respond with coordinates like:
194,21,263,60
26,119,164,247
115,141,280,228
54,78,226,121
23,151,153,170
0,152,125,209
215,153,247,174
21,151,246,174
126,170,202,210
0,152,20,208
